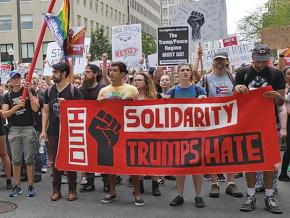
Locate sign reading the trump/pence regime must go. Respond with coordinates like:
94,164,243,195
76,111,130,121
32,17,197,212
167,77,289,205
158,26,189,66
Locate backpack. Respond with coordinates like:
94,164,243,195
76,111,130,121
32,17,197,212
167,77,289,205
170,84,201,98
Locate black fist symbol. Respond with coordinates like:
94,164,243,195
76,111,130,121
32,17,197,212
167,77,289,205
89,110,121,166
187,11,205,41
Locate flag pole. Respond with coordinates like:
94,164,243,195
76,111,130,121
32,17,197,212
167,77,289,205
21,0,56,100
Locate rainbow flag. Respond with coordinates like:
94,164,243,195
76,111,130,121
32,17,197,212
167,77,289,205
44,0,70,57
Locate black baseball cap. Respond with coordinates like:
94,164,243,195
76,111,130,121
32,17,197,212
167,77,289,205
213,52,228,60
252,44,271,62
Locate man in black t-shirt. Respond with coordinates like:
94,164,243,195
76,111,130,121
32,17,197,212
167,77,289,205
234,44,285,214
40,62,82,202
2,70,40,198
79,64,105,193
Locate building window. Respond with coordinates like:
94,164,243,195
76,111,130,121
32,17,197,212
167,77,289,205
162,8,168,17
42,41,52,60
0,0,11,2
96,22,99,30
106,26,109,37
110,7,113,19
84,0,86,7
20,0,32,2
84,18,88,28
95,0,98,12
90,0,93,9
101,2,104,15
0,44,13,63
114,10,117,21
21,14,33,30
77,0,79,4
122,14,125,24
118,12,121,23
162,0,167,4
0,16,12,31
77,15,81,26
162,19,168,26
90,20,94,32
22,42,34,63
105,4,108,16
168,0,174,3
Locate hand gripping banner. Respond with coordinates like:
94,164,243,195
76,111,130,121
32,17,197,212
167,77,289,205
56,87,281,175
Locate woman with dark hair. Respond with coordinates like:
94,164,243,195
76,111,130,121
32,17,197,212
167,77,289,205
133,72,161,196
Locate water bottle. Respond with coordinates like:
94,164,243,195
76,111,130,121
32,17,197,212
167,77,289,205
39,139,46,154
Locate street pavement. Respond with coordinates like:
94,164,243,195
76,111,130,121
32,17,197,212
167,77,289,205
0,171,289,218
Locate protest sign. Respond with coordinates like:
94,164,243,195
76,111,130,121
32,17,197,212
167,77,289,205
66,27,86,58
282,48,290,66
0,63,11,84
73,37,91,74
262,26,290,49
43,42,63,76
158,26,189,66
223,34,238,47
201,42,255,70
169,0,227,42
112,24,142,69
148,53,158,68
56,87,280,175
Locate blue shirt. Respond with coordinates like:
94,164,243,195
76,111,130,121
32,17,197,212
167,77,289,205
166,84,206,98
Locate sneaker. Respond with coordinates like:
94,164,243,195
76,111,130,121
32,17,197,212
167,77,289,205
209,183,220,198
80,184,95,193
9,185,22,197
158,178,165,186
6,179,13,190
255,186,265,193
278,174,290,182
134,195,145,206
264,196,282,214
61,176,68,184
195,196,205,208
101,194,117,203
41,166,48,173
240,195,256,212
80,176,88,185
203,174,211,181
170,195,184,206
225,183,243,198
217,174,226,182
34,174,42,183
26,186,36,197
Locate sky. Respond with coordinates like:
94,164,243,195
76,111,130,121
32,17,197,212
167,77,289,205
226,0,268,34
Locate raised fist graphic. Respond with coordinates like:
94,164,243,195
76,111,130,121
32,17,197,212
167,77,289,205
88,110,121,166
187,11,205,41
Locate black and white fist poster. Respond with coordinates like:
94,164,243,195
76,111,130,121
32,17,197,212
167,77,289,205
169,0,227,42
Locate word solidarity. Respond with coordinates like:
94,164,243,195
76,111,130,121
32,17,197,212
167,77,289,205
56,87,281,175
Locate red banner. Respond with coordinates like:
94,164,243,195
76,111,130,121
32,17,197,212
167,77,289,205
66,27,86,58
56,87,281,175
223,35,238,47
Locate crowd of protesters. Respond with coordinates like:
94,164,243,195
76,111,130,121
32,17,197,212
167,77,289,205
0,44,290,214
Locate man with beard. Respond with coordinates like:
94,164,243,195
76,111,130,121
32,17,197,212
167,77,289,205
40,62,82,201
79,64,105,193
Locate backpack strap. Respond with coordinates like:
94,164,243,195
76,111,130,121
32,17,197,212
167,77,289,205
170,86,176,98
194,84,200,97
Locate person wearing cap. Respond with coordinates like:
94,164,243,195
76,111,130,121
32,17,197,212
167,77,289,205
234,44,285,214
96,61,143,206
2,70,40,198
199,52,242,199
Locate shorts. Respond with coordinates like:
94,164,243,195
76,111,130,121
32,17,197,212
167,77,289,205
8,126,37,166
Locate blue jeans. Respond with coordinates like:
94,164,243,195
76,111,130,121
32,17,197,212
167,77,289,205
35,131,47,175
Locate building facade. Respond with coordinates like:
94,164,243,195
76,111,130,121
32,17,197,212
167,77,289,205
0,0,161,69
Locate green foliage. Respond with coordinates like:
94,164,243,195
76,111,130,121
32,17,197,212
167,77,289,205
238,0,290,43
142,32,157,56
89,27,112,60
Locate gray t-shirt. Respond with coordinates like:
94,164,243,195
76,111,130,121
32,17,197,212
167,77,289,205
200,72,233,97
